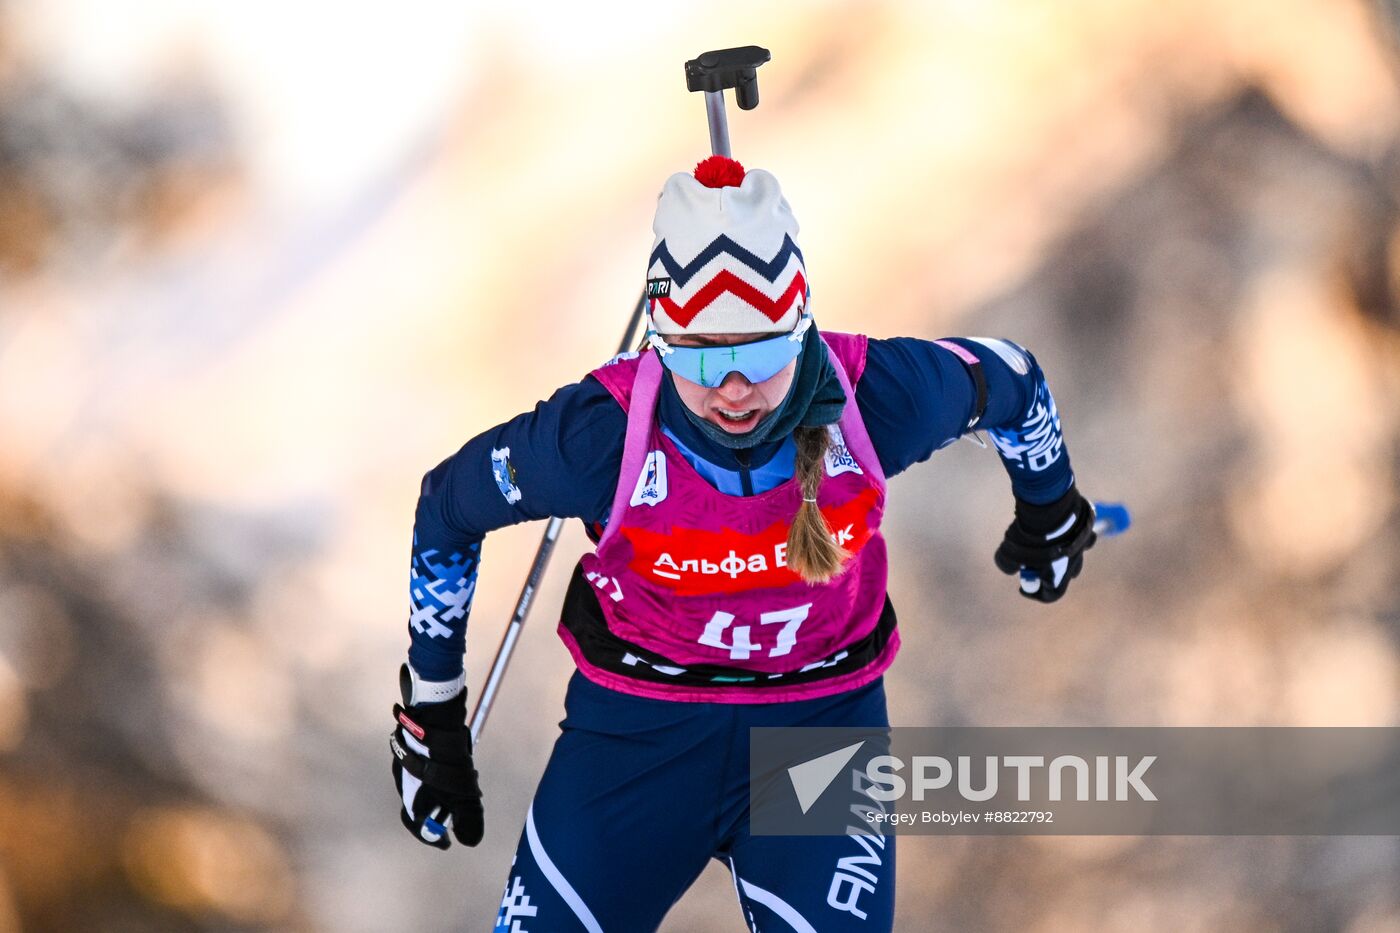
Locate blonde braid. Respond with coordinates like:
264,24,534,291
785,425,850,584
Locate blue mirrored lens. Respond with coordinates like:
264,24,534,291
657,331,802,388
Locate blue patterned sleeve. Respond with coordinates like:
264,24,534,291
406,376,626,685
407,531,480,683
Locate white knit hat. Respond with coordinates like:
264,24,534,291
645,157,808,336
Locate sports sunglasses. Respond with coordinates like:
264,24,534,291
649,312,813,388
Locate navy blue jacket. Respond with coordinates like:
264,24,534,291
407,336,1073,682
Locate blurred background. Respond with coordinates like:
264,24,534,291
1,0,1398,930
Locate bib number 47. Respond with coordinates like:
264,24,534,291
698,604,812,660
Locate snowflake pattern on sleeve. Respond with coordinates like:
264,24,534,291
409,536,479,641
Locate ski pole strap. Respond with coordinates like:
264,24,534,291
389,733,483,796
933,339,988,431
394,705,474,751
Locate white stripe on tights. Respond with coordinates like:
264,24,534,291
737,876,819,933
728,857,759,933
525,804,604,933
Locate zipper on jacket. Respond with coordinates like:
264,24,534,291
734,449,755,496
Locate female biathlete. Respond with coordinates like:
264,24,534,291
389,156,1098,932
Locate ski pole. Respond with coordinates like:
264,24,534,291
468,297,644,745
468,46,773,745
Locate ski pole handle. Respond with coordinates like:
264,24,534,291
1018,501,1132,593
686,46,771,158
1090,502,1132,537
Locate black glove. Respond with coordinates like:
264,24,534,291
390,664,484,849
994,486,1097,603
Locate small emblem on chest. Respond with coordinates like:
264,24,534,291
629,450,669,507
825,425,863,478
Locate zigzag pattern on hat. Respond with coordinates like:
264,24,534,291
651,250,805,310
651,269,808,329
647,233,805,288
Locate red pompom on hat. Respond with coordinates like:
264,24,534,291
693,155,746,188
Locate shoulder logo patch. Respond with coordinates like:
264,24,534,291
824,425,863,477
602,350,640,367
969,337,1030,375
629,450,669,507
490,447,522,504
